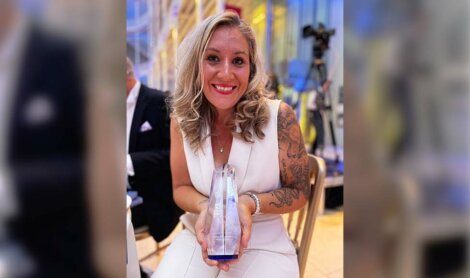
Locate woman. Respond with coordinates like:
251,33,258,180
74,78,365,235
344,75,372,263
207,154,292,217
154,12,310,278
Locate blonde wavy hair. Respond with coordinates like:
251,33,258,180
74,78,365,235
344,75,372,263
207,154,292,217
171,11,271,152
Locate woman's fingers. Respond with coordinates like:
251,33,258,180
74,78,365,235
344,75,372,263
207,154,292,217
217,262,230,272
240,215,252,249
238,245,244,259
203,257,218,267
195,208,208,249
201,248,218,266
203,259,218,267
216,257,240,271
237,196,253,250
241,228,251,249
226,258,239,265
196,208,215,268
196,229,206,248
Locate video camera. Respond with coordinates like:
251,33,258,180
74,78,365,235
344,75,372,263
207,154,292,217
302,23,335,59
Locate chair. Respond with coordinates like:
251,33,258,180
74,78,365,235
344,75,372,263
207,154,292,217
134,225,174,262
133,225,160,262
285,154,326,278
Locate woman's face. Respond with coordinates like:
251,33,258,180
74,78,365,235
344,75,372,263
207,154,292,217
202,26,251,113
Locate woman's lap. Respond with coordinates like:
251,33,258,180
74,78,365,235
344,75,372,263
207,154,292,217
153,230,299,278
218,249,299,278
152,229,218,278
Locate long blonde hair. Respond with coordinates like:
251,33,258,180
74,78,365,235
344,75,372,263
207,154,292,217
171,12,270,152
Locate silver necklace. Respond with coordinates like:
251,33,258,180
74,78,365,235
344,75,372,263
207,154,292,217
215,135,224,153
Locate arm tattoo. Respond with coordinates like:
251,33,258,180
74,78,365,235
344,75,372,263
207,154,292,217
277,104,307,159
270,103,311,208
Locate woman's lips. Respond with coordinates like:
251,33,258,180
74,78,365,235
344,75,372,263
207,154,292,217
212,84,236,95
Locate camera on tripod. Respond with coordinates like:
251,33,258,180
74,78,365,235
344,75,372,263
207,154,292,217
302,23,335,60
302,23,340,163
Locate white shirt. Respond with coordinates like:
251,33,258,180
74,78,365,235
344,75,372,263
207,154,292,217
126,81,141,176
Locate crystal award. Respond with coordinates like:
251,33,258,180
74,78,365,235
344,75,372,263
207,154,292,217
205,164,241,260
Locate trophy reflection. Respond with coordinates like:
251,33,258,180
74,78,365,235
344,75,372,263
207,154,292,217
205,164,241,260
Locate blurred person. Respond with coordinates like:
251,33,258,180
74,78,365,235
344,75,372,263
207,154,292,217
154,12,310,277
0,2,95,277
306,89,325,155
126,58,183,246
306,81,332,155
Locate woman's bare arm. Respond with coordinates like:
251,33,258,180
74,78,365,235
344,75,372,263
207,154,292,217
170,118,209,213
243,102,310,214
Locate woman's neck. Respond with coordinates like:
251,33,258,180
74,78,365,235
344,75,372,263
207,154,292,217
214,108,233,128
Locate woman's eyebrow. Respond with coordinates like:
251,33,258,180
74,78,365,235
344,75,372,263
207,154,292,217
234,51,248,56
206,47,220,53
206,47,248,56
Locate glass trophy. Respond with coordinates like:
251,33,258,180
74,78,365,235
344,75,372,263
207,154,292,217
205,164,241,260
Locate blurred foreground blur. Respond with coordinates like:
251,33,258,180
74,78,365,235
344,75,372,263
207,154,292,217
345,0,469,277
0,1,125,277
2,0,469,277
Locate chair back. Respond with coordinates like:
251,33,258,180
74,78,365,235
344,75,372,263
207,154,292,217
285,154,326,277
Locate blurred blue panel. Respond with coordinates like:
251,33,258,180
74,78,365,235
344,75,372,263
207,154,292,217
288,60,319,92
127,0,149,25
18,0,46,16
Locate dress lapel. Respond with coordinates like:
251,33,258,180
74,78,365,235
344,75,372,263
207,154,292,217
199,127,214,195
228,133,252,193
129,85,147,153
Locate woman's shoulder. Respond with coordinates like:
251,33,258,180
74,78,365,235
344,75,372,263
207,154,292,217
276,101,298,129
267,99,295,118
277,100,295,114
170,116,189,142
265,97,281,108
264,98,282,118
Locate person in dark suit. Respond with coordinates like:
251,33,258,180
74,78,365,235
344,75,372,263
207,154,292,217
2,6,95,277
126,58,182,244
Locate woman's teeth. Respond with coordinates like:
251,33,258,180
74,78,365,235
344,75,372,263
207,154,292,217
215,85,234,92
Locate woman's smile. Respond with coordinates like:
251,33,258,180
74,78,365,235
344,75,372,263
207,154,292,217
211,84,238,95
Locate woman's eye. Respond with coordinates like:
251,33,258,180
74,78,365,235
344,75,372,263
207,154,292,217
207,55,219,62
233,57,245,65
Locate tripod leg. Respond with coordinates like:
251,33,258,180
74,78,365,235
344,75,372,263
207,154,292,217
328,116,340,163
314,59,341,163
302,63,315,92
312,110,324,155
315,62,328,86
320,110,339,163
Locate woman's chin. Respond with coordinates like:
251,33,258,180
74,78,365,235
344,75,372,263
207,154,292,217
204,90,244,112
212,103,236,112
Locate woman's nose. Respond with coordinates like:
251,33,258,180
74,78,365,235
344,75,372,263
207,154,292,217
217,60,233,80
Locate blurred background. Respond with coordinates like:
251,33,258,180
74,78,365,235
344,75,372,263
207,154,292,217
345,0,469,277
1,0,468,277
0,0,125,277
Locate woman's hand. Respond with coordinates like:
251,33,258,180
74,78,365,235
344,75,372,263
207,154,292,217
237,195,254,251
195,196,253,272
194,200,221,269
195,199,233,271
214,195,253,272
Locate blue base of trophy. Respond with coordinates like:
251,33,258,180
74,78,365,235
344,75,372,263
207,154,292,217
208,255,238,261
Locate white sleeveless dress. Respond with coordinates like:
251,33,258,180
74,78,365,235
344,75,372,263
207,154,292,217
154,99,299,278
